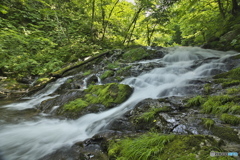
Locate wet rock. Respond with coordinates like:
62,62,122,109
39,90,84,114
210,126,240,143
86,75,99,86
106,117,136,132
39,137,108,160
57,83,133,119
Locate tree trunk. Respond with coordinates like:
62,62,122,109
232,0,239,15
217,0,225,18
149,23,157,46
122,7,143,45
91,0,96,41
101,0,120,41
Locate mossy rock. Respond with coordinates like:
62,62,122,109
100,70,114,80
122,47,149,62
116,66,132,77
84,83,133,108
160,135,224,160
61,83,133,116
213,67,240,88
201,118,215,130
211,126,240,143
108,133,231,160
220,113,240,125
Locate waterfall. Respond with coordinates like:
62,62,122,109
2,76,72,110
0,47,238,160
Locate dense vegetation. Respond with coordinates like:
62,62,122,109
0,0,239,79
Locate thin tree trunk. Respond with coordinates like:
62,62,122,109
101,0,120,41
217,0,225,18
146,23,151,46
127,20,137,46
91,0,96,40
232,0,239,15
148,23,157,46
100,0,105,36
122,7,143,45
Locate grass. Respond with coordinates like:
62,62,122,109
108,133,233,160
186,96,206,107
222,80,240,88
226,86,240,94
220,113,240,125
201,95,234,114
135,106,172,123
204,84,212,94
108,132,175,160
202,118,215,130
214,67,240,88
186,95,240,119
214,67,240,80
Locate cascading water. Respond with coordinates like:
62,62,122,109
2,76,72,110
0,47,238,160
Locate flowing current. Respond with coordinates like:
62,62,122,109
0,47,237,160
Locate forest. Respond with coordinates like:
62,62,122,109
0,0,240,79
1,1,240,159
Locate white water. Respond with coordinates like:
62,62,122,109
2,76,72,110
0,47,238,160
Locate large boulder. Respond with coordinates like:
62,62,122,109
57,83,133,119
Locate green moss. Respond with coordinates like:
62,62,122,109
83,70,92,76
160,135,221,160
62,83,133,112
201,95,233,114
135,106,172,123
63,99,89,111
222,80,240,88
229,105,240,114
107,62,120,69
186,96,206,107
51,62,78,76
85,83,133,108
100,70,114,80
220,113,240,125
211,126,240,143
35,77,53,86
122,47,148,62
204,84,212,94
108,132,175,160
116,66,132,76
214,67,240,88
115,76,124,81
226,87,240,94
202,118,215,130
108,133,234,160
2,79,29,90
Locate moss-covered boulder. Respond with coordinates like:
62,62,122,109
59,83,133,118
0,78,30,98
121,47,149,62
